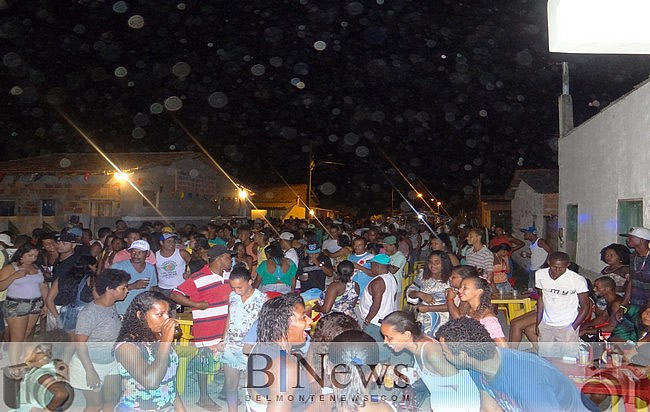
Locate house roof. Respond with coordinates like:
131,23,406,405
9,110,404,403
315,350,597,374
251,184,319,208
0,152,205,175
504,169,558,199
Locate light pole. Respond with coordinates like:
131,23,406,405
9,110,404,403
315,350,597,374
436,201,441,214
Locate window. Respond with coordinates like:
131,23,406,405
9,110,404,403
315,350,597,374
618,200,643,243
0,201,15,216
42,199,56,216
142,190,158,208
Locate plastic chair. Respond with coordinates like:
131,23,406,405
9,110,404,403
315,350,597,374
174,319,197,395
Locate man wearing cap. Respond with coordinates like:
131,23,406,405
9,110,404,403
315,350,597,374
520,226,552,290
279,232,299,267
52,232,82,283
622,227,650,322
155,233,191,296
111,240,158,315
112,228,157,266
383,235,407,309
171,245,235,411
358,254,398,343
297,241,333,292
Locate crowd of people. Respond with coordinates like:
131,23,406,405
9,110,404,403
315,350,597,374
0,216,648,411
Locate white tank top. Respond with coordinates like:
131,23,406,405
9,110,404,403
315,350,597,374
155,249,187,289
359,273,397,326
7,263,44,299
414,340,480,411
530,238,548,271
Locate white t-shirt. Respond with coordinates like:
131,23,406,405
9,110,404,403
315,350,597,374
284,248,299,267
535,268,588,327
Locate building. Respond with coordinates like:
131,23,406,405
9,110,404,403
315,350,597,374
559,79,650,274
250,184,336,220
505,169,559,268
479,195,512,233
0,152,251,233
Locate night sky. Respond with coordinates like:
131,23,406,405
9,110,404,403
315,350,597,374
3,0,650,214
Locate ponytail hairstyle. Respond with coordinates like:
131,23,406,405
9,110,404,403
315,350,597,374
466,276,492,316
380,311,424,340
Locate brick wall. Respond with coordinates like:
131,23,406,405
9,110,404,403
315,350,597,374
543,193,559,216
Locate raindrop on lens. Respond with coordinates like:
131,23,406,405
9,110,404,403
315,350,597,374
59,158,71,168
313,41,326,51
128,15,145,29
132,127,146,139
10,86,23,96
150,103,163,114
319,182,336,195
172,62,191,78
355,146,369,157
113,1,128,13
164,96,183,111
208,92,228,108
189,169,199,178
250,64,265,76
114,66,128,77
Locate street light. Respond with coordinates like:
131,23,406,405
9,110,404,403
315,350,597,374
548,0,650,53
309,209,315,216
114,172,130,182
436,201,442,214
417,193,423,198
238,189,248,200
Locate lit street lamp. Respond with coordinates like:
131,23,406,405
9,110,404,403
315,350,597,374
436,201,442,214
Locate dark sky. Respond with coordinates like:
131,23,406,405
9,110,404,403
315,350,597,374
3,0,650,214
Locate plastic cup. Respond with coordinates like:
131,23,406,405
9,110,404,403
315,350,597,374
578,349,590,366
611,353,623,368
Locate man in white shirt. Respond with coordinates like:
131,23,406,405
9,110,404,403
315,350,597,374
279,231,299,266
535,252,590,358
383,235,407,309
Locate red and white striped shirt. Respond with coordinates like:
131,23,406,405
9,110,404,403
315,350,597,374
172,266,230,347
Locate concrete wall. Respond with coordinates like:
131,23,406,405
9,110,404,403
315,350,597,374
559,80,650,273
0,174,120,233
510,181,546,270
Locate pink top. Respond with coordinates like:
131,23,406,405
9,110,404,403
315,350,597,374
479,316,505,340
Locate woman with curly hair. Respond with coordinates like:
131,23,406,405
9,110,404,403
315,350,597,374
0,243,49,363
113,291,185,412
247,294,313,412
448,276,507,347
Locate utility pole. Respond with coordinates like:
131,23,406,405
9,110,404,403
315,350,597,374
307,149,314,221
559,62,574,137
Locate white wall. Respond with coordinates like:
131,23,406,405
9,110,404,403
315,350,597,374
510,180,545,270
559,80,650,273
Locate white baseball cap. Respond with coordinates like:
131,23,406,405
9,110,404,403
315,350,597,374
0,234,13,247
621,227,650,241
128,239,151,252
279,232,294,241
